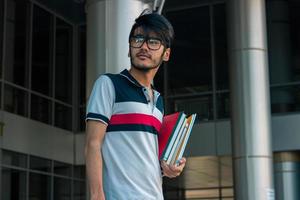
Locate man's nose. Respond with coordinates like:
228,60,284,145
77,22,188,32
140,40,149,50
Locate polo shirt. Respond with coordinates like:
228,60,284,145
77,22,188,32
86,69,164,200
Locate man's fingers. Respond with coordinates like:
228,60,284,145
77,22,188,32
161,158,187,178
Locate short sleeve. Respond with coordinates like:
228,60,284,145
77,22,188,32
86,75,115,125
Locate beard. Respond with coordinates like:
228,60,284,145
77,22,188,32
129,51,163,72
130,58,160,72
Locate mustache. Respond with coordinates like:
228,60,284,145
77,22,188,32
136,51,151,58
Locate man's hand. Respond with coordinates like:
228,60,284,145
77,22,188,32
161,157,186,178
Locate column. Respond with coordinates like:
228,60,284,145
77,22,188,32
227,0,274,199
274,152,300,200
85,0,151,96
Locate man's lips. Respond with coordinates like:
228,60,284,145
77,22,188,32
136,53,151,59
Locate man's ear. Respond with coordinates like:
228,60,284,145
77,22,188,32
163,48,171,61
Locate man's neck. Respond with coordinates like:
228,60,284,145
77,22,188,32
129,67,157,88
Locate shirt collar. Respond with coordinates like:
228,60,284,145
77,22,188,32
120,69,156,90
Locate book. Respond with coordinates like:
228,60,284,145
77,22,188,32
158,112,186,160
171,114,197,165
158,112,197,165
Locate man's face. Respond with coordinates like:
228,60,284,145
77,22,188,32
129,27,170,71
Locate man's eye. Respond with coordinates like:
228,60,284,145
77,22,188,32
148,39,160,45
134,37,144,43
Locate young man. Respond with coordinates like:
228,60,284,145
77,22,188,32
85,11,186,200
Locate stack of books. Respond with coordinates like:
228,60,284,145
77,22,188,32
158,112,197,166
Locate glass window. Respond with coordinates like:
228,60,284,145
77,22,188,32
30,94,52,124
2,150,27,168
79,106,85,131
29,173,51,200
2,168,26,200
290,1,300,82
30,155,52,172
79,25,86,106
153,64,165,96
4,84,28,117
217,92,230,119
220,156,233,188
74,165,85,179
0,0,4,76
172,95,213,121
166,6,212,96
54,161,72,177
214,4,229,90
270,85,300,113
267,1,300,114
4,0,29,87
31,5,53,96
74,181,86,200
79,25,86,132
55,18,72,104
54,177,71,200
55,103,72,130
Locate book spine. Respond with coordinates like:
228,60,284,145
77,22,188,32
161,114,186,160
168,122,189,165
175,114,197,165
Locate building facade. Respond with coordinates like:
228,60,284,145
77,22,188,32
1,0,300,199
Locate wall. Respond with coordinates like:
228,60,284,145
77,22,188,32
2,111,300,165
0,111,74,163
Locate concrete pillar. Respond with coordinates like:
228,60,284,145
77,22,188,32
227,0,274,199
274,152,300,200
85,0,151,96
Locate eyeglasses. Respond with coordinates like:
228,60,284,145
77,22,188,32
129,35,163,50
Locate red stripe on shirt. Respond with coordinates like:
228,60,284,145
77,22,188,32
109,113,162,133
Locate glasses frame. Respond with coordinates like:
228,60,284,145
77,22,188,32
129,35,163,50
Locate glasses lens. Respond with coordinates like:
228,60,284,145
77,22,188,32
130,36,162,50
147,38,161,50
130,36,145,48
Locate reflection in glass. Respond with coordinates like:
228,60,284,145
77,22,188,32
29,173,51,200
55,103,72,130
0,0,5,78
166,6,212,95
214,4,229,90
153,63,165,96
185,189,219,199
30,155,52,172
79,106,86,131
4,84,28,117
5,0,29,87
290,1,300,81
2,168,26,200
79,25,86,132
55,18,72,104
74,165,85,179
79,25,86,106
217,92,230,119
74,181,86,200
270,85,300,113
31,5,53,96
30,94,52,124
54,177,71,200
220,156,233,188
54,161,72,177
2,149,27,168
172,95,213,121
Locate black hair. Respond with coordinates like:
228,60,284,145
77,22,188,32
128,10,174,48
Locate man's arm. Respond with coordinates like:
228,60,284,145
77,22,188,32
85,120,107,200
